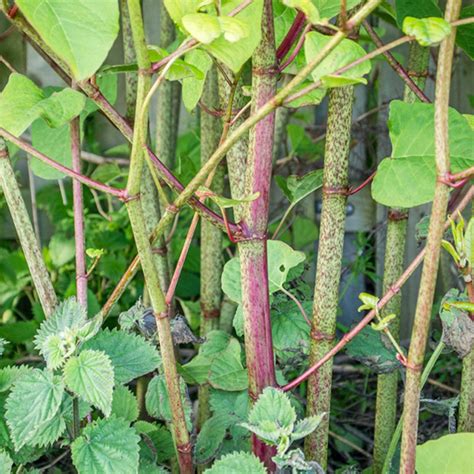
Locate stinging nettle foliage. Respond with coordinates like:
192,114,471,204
0,0,473,472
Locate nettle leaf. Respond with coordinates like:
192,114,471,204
209,339,248,391
305,32,371,87
372,101,474,207
195,413,235,464
416,433,474,474
111,385,139,423
222,240,305,303
81,328,161,384
63,349,115,416
71,417,140,474
0,366,32,393
182,49,213,112
282,0,320,24
457,6,474,60
241,387,296,444
275,170,323,205
134,420,175,464
32,409,66,448
204,451,266,474
402,17,451,47
16,0,120,80
0,449,13,474
145,374,192,430
291,414,325,441
395,0,442,27
5,369,64,450
0,74,85,137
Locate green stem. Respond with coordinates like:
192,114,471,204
0,139,57,317
400,2,461,471
373,43,429,474
304,86,354,468
198,66,224,430
125,2,191,472
383,340,446,472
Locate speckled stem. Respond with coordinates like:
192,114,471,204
458,205,474,432
373,43,429,474
0,140,57,316
400,2,461,471
238,0,278,468
198,66,224,430
304,86,354,468
125,2,191,471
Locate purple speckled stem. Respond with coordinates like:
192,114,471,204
70,107,87,307
238,0,277,468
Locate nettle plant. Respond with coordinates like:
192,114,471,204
0,0,473,472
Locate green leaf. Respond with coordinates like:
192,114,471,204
203,0,263,73
282,0,320,24
313,0,363,19
0,366,31,392
0,322,37,344
164,0,201,26
204,451,266,474
305,32,371,87
63,349,114,416
5,369,64,450
49,234,76,267
416,433,474,474
291,414,325,441
32,409,66,448
209,389,250,420
0,73,43,136
134,421,175,463
195,413,235,464
111,385,139,423
182,13,222,44
275,170,323,205
285,81,327,108
210,191,260,209
71,417,140,474
16,0,120,80
346,326,399,373
402,17,451,47
395,0,442,27
456,6,474,60
372,101,474,207
218,16,249,42
209,340,248,391
81,329,161,384
182,49,213,112
0,449,13,474
145,375,192,430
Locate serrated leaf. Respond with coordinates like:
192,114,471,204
209,343,248,391
416,433,474,474
0,366,32,392
403,17,451,47
63,349,114,416
5,369,64,450
32,409,66,448
305,32,371,87
204,451,266,474
0,449,13,474
81,329,161,384
71,417,140,474
111,385,139,423
145,375,192,430
16,0,120,80
195,413,235,464
209,389,250,420
291,414,325,441
134,421,175,463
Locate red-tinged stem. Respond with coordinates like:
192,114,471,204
282,185,474,393
70,108,87,307
400,3,461,469
0,128,127,200
165,213,199,306
279,22,311,72
239,1,278,469
363,21,430,103
348,170,376,195
276,11,306,60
